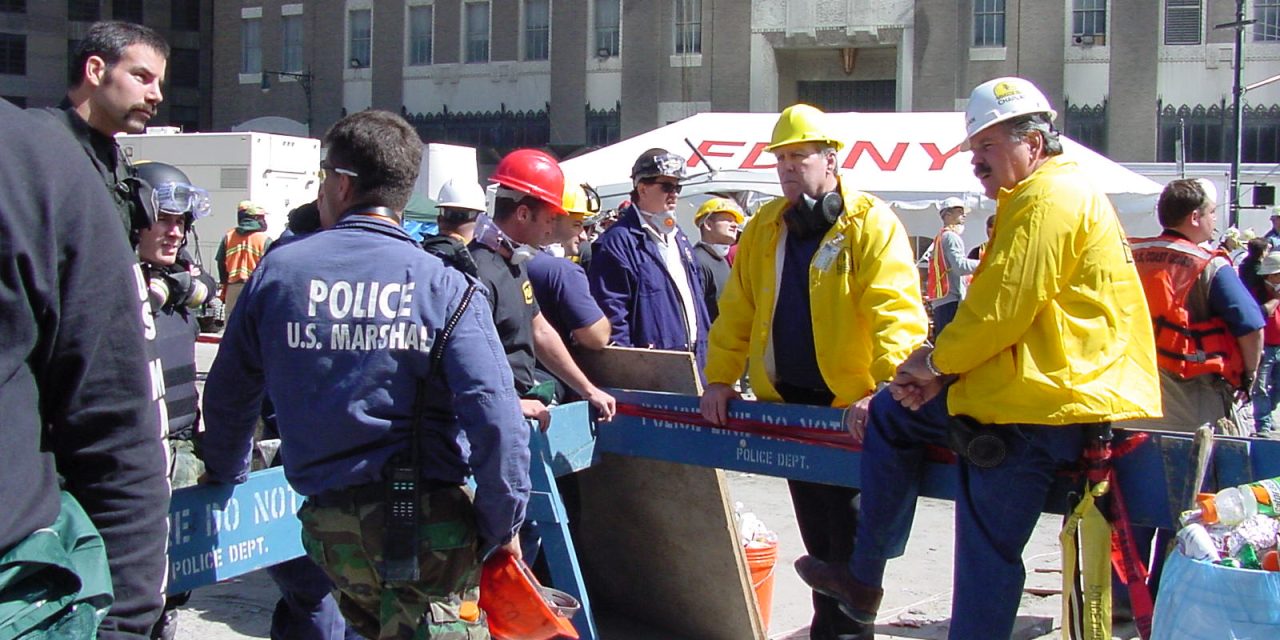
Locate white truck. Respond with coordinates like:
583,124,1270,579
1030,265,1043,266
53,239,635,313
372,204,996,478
117,130,321,268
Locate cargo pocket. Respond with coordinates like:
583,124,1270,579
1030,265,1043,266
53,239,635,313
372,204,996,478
426,597,490,639
418,488,482,596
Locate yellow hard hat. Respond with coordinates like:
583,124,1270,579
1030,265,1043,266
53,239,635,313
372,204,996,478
695,197,745,226
561,182,600,219
766,104,845,153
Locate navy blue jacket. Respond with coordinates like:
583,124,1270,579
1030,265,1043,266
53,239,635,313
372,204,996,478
201,214,530,547
1,100,168,638
587,205,710,369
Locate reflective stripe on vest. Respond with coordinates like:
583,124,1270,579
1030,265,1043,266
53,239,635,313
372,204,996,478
223,230,268,283
1130,235,1242,385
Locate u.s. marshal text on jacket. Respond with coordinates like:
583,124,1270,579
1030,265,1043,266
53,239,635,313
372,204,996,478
201,215,530,547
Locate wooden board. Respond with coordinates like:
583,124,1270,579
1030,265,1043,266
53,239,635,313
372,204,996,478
571,345,762,639
575,455,763,639
573,345,704,396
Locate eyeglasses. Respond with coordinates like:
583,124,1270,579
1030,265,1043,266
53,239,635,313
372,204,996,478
319,161,359,181
642,179,682,195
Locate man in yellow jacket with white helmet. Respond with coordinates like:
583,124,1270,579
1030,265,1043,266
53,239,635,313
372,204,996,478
699,103,928,639
794,77,1161,639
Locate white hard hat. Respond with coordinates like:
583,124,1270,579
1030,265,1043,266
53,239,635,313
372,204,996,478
961,77,1058,151
436,178,487,212
1259,253,1280,276
940,196,969,213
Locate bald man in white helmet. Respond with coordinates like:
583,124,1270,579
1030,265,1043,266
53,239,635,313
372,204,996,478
796,77,1161,639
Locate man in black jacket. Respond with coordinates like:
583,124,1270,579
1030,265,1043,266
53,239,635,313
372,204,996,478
32,21,169,237
0,100,169,637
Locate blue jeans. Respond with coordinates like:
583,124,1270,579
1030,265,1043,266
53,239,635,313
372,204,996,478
850,386,1086,640
1252,344,1280,432
931,300,959,339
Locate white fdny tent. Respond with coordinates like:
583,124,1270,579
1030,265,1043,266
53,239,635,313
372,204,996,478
559,111,1164,248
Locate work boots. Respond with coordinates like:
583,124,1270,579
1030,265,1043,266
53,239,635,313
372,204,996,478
794,555,883,629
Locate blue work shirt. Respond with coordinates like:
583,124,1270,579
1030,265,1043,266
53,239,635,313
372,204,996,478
527,251,604,347
587,204,710,370
201,213,530,546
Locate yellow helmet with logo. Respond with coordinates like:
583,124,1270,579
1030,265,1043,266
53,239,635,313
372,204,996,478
694,197,745,226
766,104,845,153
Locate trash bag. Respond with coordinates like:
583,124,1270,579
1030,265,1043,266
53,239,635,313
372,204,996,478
1151,550,1280,639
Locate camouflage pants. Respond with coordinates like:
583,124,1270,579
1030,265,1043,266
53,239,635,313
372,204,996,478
297,483,490,640
169,438,204,489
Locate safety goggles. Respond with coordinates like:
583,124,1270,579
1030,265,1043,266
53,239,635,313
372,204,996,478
641,179,682,195
581,183,601,214
152,182,212,219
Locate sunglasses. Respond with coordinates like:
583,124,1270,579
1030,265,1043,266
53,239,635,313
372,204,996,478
642,179,682,195
319,161,359,182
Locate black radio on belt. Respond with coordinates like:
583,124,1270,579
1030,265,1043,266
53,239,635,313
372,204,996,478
380,283,477,583
381,451,421,582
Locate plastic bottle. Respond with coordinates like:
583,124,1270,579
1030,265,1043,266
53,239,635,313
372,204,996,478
1184,486,1258,526
1238,478,1280,517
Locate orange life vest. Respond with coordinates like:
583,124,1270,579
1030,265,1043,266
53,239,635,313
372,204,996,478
1130,234,1242,385
222,230,269,283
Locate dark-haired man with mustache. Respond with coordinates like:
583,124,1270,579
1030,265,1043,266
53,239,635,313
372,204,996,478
34,20,169,239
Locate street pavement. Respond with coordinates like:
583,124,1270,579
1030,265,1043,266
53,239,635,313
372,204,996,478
185,341,1135,639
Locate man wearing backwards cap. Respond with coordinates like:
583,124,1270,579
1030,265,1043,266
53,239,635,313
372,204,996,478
924,196,979,336
691,197,743,322
795,78,1160,639
588,148,711,369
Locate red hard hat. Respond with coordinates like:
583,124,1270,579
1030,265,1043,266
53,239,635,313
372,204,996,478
489,149,568,215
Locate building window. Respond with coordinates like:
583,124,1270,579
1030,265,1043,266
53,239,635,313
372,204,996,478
595,0,620,57
68,0,99,22
168,105,199,132
1257,0,1280,42
674,0,701,54
973,0,1005,47
408,5,433,65
171,47,198,88
282,14,304,72
465,2,490,64
0,1,26,14
241,18,262,74
172,0,201,31
113,0,143,22
524,0,550,61
1072,0,1105,37
349,9,372,68
0,33,25,75
1164,0,1201,45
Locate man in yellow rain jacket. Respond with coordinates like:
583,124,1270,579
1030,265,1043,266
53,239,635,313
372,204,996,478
699,104,927,640
794,77,1160,639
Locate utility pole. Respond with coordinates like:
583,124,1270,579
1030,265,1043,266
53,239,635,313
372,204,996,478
1215,0,1253,227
